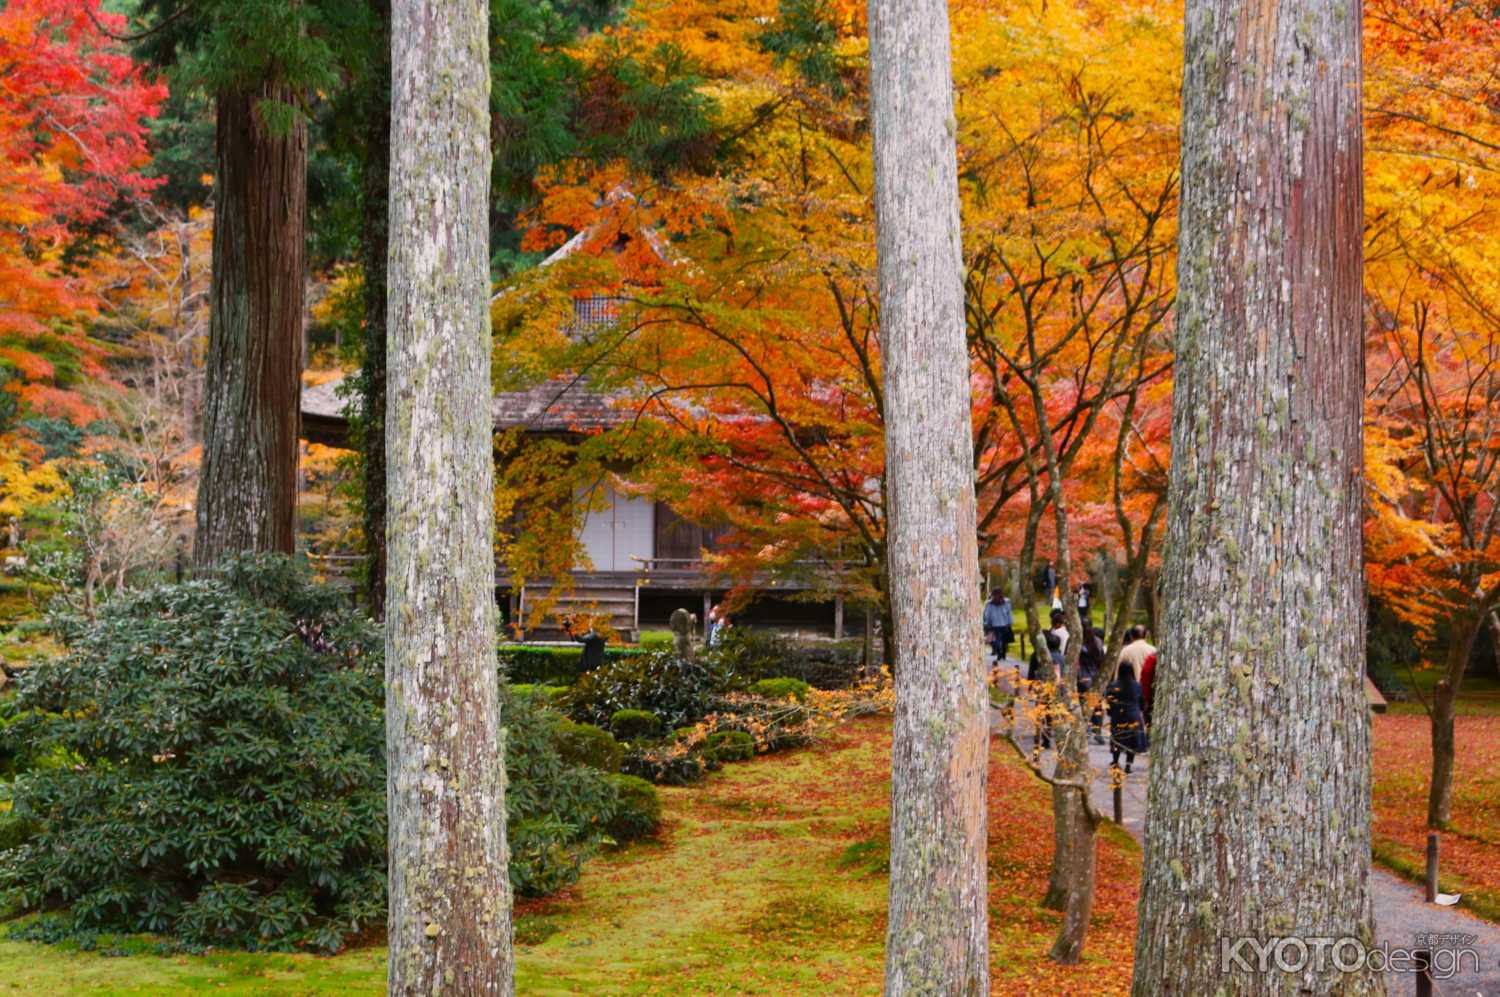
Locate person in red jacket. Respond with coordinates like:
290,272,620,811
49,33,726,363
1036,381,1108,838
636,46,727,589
1118,626,1158,729
1139,650,1157,729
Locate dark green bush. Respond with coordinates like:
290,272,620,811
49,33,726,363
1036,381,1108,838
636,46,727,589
707,730,755,762
1367,598,1416,700
623,745,707,785
749,677,810,702
499,644,645,686
605,774,661,842
609,709,663,741
553,720,623,773
0,556,386,953
707,629,865,689
501,688,619,898
570,651,730,730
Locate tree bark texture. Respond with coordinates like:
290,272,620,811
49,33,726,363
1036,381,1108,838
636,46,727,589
868,1,990,993
386,1,511,993
1132,1,1381,993
1427,611,1480,827
361,0,391,619
193,84,306,569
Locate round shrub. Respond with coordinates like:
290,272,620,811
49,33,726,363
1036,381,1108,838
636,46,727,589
707,730,755,762
610,709,663,741
605,774,661,842
749,677,810,702
552,720,623,773
0,556,386,953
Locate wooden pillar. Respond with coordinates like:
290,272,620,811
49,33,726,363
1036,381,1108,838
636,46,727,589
834,594,845,639
702,590,712,639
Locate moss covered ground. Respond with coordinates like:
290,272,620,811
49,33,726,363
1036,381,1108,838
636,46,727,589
0,715,1145,995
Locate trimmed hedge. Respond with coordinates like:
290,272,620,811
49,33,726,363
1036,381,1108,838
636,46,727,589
605,774,661,842
609,709,662,741
749,677,810,702
499,644,646,686
707,730,755,763
553,720,623,773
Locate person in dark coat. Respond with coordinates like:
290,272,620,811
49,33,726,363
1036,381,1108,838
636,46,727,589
1106,661,1149,773
563,616,607,671
1029,630,1064,751
1078,625,1106,744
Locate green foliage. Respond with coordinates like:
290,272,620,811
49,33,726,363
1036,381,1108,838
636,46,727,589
708,629,865,689
757,0,853,96
0,556,386,953
706,730,754,763
604,774,660,842
553,720,623,773
609,709,662,741
748,677,810,703
570,650,731,730
500,643,645,685
501,688,619,898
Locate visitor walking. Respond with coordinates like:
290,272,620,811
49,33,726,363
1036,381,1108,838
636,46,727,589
1030,630,1064,751
982,588,1014,661
1078,624,1106,743
1118,625,1159,728
1048,608,1070,657
1106,661,1149,773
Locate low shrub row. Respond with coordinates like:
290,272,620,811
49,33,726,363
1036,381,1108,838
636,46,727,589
499,643,646,686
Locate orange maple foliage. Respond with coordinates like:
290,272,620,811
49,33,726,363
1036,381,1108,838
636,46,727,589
0,0,163,429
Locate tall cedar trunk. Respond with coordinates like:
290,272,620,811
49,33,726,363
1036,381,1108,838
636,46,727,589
1427,611,1480,826
1132,1,1381,993
193,85,305,569
386,1,511,993
361,0,391,619
868,1,989,992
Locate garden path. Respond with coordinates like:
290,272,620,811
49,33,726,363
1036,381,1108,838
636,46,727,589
991,656,1500,996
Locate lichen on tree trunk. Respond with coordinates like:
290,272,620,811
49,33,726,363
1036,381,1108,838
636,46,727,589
868,0,990,992
1131,0,1382,993
193,83,306,569
386,1,511,993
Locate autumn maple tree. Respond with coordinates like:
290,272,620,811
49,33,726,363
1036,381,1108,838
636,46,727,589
1364,0,1500,829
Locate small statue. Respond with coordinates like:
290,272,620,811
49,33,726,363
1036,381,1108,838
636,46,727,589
669,607,697,659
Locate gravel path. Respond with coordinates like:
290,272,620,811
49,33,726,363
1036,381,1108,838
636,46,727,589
990,658,1500,995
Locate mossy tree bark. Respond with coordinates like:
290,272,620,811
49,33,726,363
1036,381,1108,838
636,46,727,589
360,0,391,619
868,0,990,992
193,83,306,569
386,1,511,993
1131,0,1381,993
